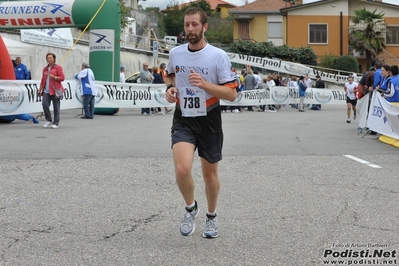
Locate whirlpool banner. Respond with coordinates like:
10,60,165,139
0,80,347,116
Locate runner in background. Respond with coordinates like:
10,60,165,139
344,76,358,123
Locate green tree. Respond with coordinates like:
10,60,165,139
119,0,132,30
229,40,317,65
162,0,213,37
333,55,359,75
186,0,212,17
206,15,233,44
163,1,183,36
319,53,337,69
349,8,386,68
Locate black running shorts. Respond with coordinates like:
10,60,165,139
346,96,357,106
171,127,223,164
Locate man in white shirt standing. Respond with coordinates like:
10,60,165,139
120,66,126,83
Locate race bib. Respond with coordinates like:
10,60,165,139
178,87,207,117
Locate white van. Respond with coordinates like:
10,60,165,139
162,36,178,52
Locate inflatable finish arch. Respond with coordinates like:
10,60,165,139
0,0,121,82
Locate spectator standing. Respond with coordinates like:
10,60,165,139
298,76,307,112
231,67,241,113
288,76,298,108
312,75,325,110
75,63,97,119
38,53,65,129
304,74,312,88
253,71,262,89
120,66,126,83
259,75,275,112
164,7,237,238
244,69,256,111
383,65,399,102
378,65,392,92
368,60,383,135
159,63,172,114
140,62,153,115
358,66,375,100
152,65,165,115
177,32,185,44
315,75,325,89
239,69,246,91
273,73,280,86
371,60,383,92
14,57,30,80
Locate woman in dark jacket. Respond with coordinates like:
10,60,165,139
298,75,307,112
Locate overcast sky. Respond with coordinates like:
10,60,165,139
140,0,398,9
140,0,254,9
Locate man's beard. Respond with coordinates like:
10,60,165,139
187,29,204,45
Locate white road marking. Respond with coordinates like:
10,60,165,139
344,155,382,168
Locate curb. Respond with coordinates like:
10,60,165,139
379,135,399,148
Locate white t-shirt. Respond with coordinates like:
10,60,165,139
253,74,262,89
120,72,125,83
304,78,312,88
266,80,275,88
345,81,358,100
166,43,236,131
166,43,235,117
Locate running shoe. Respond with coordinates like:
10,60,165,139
43,121,51,128
353,114,356,120
180,202,199,236
347,119,351,123
203,216,219,238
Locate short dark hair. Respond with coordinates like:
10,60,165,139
46,53,56,62
382,64,390,72
390,65,398,76
183,7,207,25
375,60,382,69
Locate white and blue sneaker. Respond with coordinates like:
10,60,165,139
180,201,199,236
203,216,219,238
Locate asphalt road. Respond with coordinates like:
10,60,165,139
1,105,398,266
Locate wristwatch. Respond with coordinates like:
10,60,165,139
166,84,174,92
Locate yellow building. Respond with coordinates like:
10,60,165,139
229,0,292,45
281,0,399,72
230,0,399,72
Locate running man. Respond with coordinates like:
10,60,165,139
164,7,237,238
344,76,358,123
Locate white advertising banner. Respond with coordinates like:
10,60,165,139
221,87,345,106
21,28,74,49
90,29,114,52
0,80,347,116
227,53,353,84
357,93,370,129
367,92,399,139
0,1,75,28
0,80,173,116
